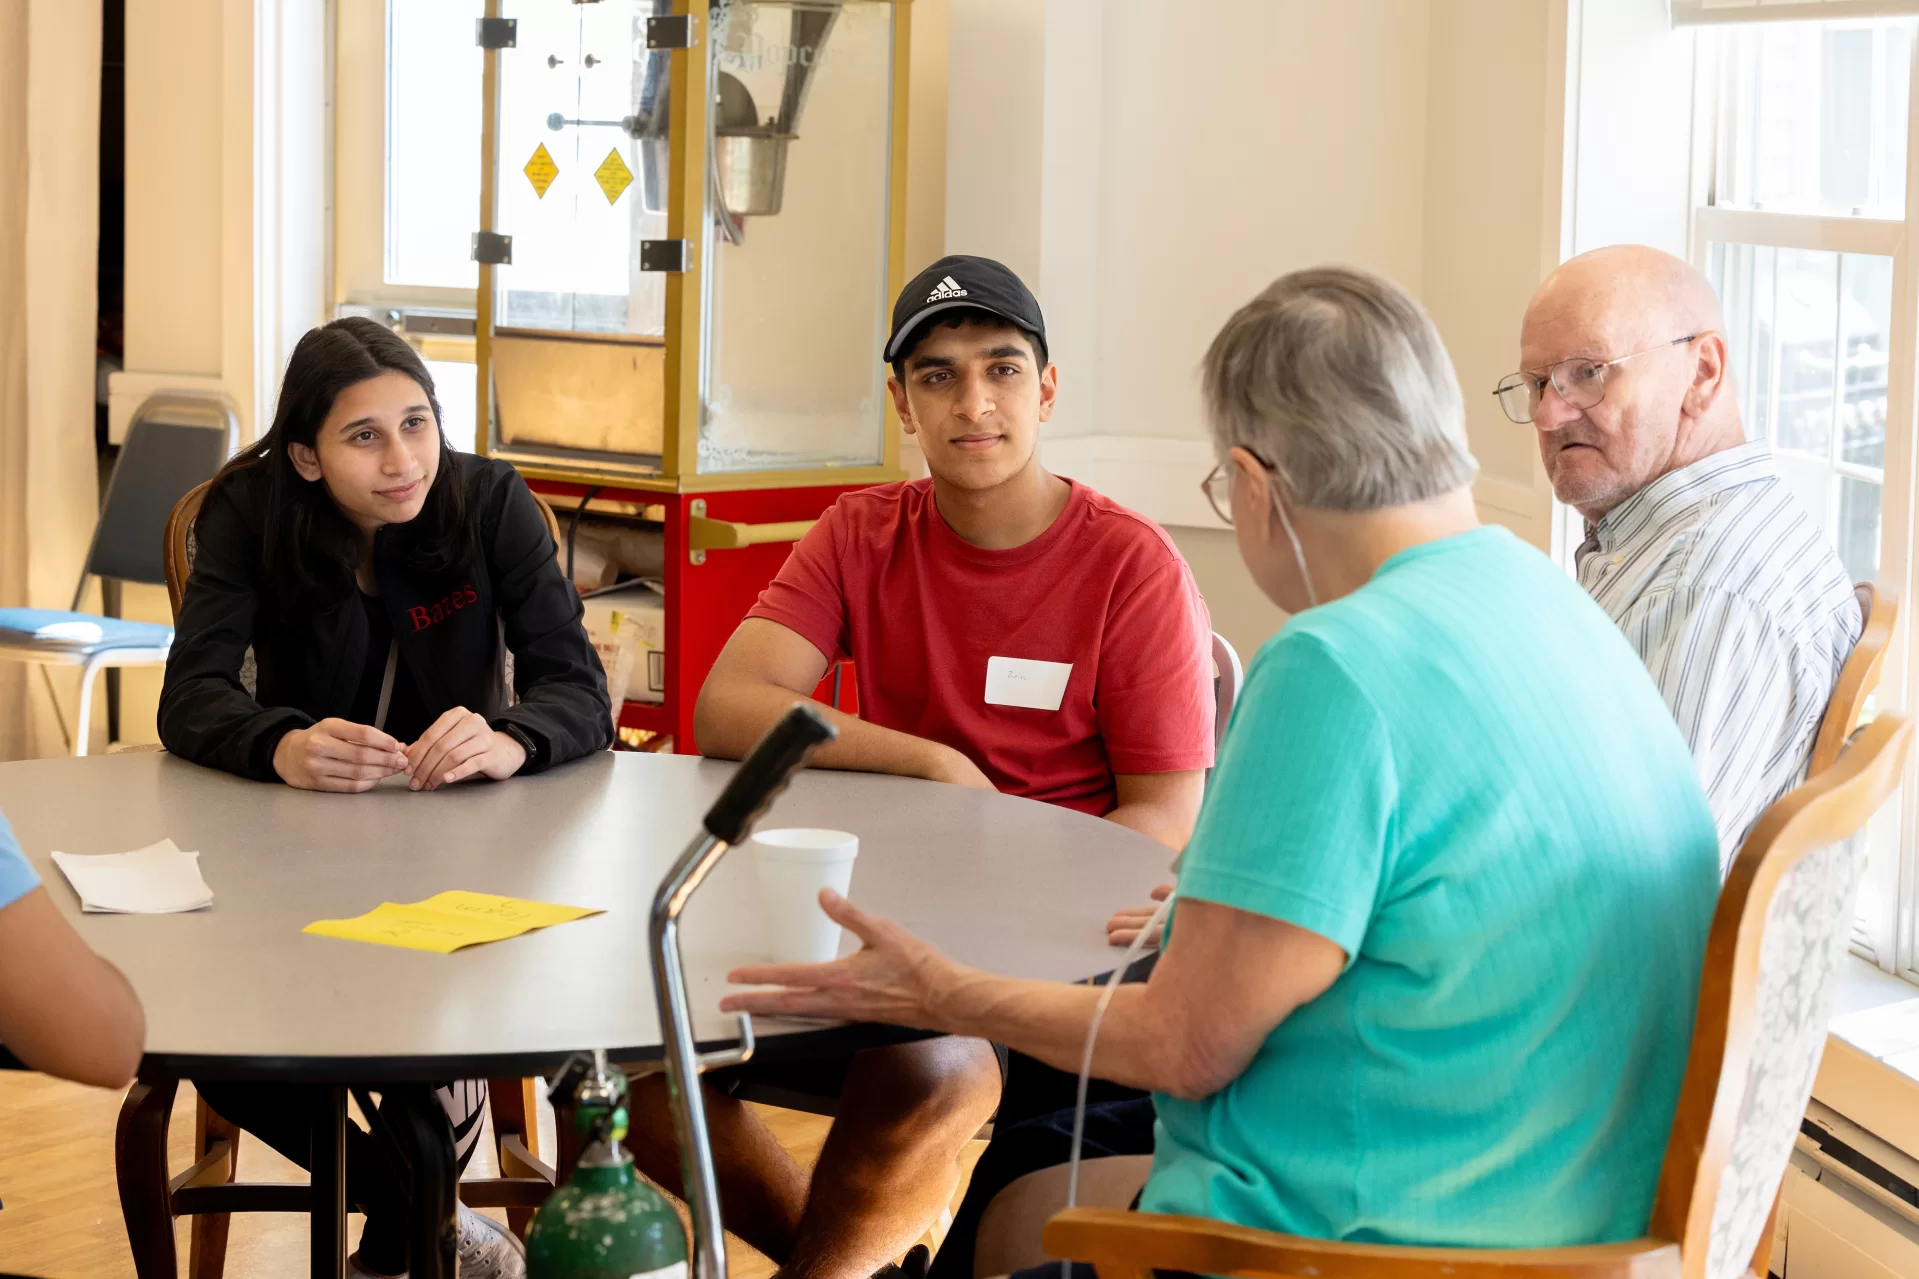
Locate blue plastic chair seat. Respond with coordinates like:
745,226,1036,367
0,607,173,656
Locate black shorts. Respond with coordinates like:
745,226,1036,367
705,1037,1012,1113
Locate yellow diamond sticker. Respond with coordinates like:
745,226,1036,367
523,143,558,199
593,147,634,205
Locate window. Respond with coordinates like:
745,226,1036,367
334,1,484,446
1694,16,1918,977
386,0,484,290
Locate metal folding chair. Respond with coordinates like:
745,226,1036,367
0,394,230,755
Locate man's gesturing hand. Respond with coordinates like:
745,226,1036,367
722,890,962,1030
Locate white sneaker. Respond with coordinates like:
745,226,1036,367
457,1203,527,1279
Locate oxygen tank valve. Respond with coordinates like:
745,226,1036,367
525,1050,690,1279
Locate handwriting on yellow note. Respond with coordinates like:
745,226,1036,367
304,891,602,954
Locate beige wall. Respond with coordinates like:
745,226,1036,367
1096,1,1432,446
946,0,1572,655
124,0,226,380
1423,0,1564,549
0,0,106,759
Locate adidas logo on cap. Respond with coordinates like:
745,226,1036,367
926,275,968,302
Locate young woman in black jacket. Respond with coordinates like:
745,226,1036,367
162,318,610,790
160,317,611,1279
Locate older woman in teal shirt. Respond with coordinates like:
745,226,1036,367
721,268,1720,1253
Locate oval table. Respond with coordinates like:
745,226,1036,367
0,749,1176,1279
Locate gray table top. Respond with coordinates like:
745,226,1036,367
0,751,1175,1081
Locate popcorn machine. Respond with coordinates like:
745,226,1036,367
472,0,910,749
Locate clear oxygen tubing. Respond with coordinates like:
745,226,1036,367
1272,487,1319,610
1064,887,1177,1263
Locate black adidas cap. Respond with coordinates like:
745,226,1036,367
884,254,1049,367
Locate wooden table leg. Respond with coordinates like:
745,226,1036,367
116,1074,181,1279
310,1085,347,1279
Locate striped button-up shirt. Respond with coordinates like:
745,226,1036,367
1578,442,1861,872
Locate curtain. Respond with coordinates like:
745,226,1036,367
0,0,104,760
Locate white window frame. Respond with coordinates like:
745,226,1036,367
333,0,480,317
1687,22,1919,980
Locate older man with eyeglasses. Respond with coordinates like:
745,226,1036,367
1500,244,1861,870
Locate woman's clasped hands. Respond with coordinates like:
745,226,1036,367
272,707,528,793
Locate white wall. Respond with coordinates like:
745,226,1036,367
948,0,1574,657
1096,1,1432,444
1423,0,1568,548
1566,0,1695,260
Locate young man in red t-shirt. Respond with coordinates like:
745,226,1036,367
637,256,1213,1279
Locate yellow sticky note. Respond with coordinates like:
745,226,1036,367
304,891,602,953
410,890,601,930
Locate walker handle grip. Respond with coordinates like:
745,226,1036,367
703,703,838,845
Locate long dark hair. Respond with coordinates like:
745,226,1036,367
206,317,470,610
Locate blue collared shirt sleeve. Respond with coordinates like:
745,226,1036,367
0,811,42,911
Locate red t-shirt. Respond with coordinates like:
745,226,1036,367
748,478,1215,815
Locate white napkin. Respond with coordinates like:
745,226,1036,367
51,838,214,914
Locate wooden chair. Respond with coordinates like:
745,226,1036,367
1808,583,1896,776
1037,713,1913,1279
124,483,566,1279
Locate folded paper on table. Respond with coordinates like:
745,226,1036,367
303,890,602,953
51,839,214,914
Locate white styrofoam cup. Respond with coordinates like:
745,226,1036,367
749,828,860,965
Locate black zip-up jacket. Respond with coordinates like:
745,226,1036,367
159,453,612,780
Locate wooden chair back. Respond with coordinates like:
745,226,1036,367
533,491,564,560
1651,710,1910,1277
1808,583,1896,776
1043,714,1913,1279
164,480,214,621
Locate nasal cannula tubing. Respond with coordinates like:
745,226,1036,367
1063,889,1176,1276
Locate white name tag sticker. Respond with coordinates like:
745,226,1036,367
984,656,1073,711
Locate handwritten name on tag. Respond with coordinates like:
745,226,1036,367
984,656,1073,711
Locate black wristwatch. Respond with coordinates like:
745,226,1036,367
499,721,542,770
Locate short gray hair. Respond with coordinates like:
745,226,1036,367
1201,267,1478,510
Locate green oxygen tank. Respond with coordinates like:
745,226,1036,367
526,1049,690,1279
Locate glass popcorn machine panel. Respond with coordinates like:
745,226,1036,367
487,0,671,475
697,0,896,475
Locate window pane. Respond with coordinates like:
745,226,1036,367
1717,242,1776,443
1838,475,1883,582
426,358,477,453
387,1,485,288
1840,253,1893,469
1709,243,1891,592
494,0,669,335
1716,20,1913,217
1775,249,1838,458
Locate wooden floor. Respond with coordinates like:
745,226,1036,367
0,1072,982,1278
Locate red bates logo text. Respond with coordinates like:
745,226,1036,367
408,584,479,632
